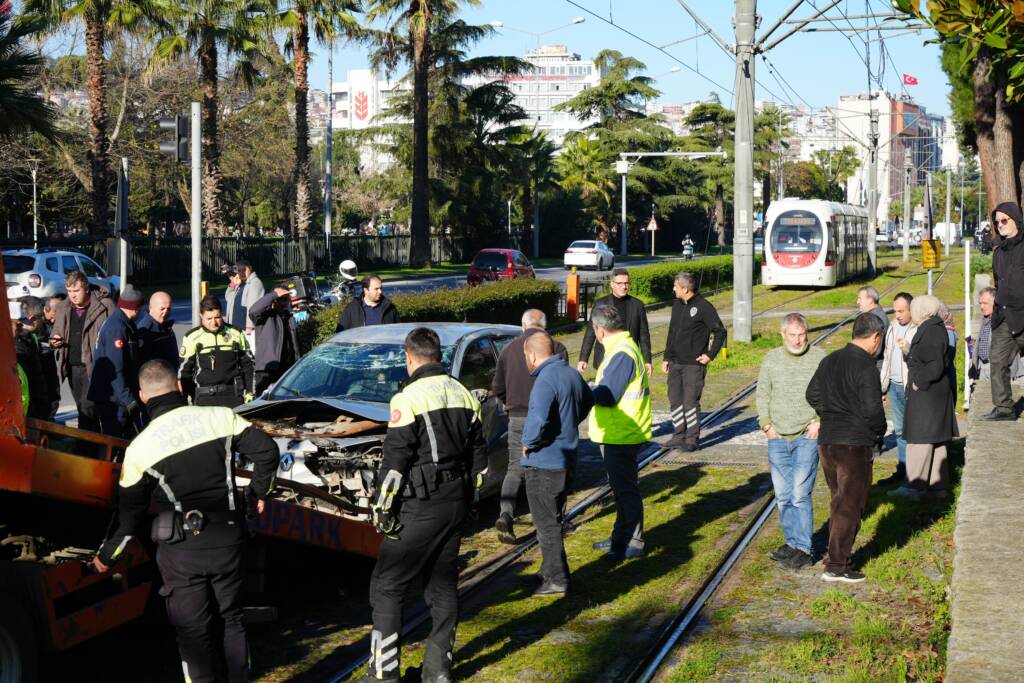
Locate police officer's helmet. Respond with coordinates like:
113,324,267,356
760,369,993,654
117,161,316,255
339,259,358,282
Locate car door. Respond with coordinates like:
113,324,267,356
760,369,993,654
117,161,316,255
454,335,509,495
77,255,114,292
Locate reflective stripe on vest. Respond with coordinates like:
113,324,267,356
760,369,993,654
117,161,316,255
589,331,653,445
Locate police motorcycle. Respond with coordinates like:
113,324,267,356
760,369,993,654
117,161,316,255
318,259,360,306
681,235,695,261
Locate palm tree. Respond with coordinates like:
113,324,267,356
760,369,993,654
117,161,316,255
0,11,58,140
364,0,477,267
22,0,149,234
556,135,615,238
151,0,273,235
508,130,556,257
280,0,359,237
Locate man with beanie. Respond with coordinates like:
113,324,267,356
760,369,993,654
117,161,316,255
984,201,1024,420
88,284,144,437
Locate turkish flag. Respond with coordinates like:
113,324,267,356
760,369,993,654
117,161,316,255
903,73,919,86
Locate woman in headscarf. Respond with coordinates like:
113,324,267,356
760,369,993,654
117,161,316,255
890,294,957,498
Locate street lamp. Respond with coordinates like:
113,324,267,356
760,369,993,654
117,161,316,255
28,158,40,249
489,17,585,49
507,198,512,237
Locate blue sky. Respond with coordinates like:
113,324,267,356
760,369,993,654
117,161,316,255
307,0,952,117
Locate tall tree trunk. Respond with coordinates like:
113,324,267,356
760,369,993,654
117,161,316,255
714,183,726,247
409,1,432,267
84,9,110,236
973,46,1016,218
200,42,225,235
293,5,312,237
761,173,771,217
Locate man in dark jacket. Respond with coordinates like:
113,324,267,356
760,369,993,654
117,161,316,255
137,291,178,369
491,309,568,544
578,268,652,376
20,295,60,417
984,201,1024,420
336,274,400,332
50,271,116,433
663,271,726,451
806,312,887,584
521,332,593,595
11,318,48,420
250,287,301,394
88,285,144,437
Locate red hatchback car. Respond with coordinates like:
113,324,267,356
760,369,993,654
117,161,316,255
466,248,536,286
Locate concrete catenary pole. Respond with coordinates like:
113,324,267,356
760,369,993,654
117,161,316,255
732,0,756,343
191,101,202,328
867,109,879,274
902,148,912,263
324,39,334,265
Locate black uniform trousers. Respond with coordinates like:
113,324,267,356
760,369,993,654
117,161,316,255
667,363,706,445
369,478,467,678
194,386,245,409
69,364,99,433
156,542,248,683
524,467,570,585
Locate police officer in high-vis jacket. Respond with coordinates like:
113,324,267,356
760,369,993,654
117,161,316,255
587,304,653,561
92,359,279,683
179,295,255,407
358,327,489,683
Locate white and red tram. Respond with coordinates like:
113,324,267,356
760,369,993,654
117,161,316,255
761,198,869,288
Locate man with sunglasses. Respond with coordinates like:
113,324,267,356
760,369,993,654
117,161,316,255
578,268,653,378
984,202,1024,421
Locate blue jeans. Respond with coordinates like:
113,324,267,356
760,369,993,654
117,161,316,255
889,381,907,465
767,437,818,555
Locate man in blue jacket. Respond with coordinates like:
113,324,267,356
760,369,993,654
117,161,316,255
88,285,144,437
136,291,178,368
521,332,593,596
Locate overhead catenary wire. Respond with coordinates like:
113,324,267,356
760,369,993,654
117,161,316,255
561,0,734,97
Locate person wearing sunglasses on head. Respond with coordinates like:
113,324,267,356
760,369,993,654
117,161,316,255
983,202,1024,420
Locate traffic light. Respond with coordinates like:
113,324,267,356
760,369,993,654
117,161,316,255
158,114,189,162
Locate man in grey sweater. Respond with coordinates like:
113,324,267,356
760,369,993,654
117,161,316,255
756,313,825,570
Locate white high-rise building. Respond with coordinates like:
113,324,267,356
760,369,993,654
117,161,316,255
498,44,603,144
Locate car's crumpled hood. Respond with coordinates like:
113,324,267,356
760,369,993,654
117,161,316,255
235,396,390,425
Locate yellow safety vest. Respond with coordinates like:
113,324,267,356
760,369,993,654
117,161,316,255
589,331,652,445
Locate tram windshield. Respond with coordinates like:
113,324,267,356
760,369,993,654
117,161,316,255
771,211,823,254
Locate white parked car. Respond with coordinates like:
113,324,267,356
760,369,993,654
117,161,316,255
3,249,121,298
564,240,615,271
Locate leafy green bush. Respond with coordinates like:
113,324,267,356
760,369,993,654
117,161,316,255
628,256,735,303
970,252,993,277
298,278,561,350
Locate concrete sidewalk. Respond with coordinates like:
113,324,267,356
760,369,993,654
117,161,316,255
946,380,1024,682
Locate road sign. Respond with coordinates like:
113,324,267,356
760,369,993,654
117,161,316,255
922,239,942,270
647,216,659,232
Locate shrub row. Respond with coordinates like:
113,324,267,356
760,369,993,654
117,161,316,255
627,255,735,303
299,277,561,350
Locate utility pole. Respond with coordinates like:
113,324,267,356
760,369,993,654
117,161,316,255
902,148,912,263
617,159,630,256
324,39,334,265
944,167,952,255
732,0,756,343
190,102,202,328
867,109,879,274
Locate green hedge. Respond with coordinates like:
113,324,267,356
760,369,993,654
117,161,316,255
628,256,735,303
299,278,561,350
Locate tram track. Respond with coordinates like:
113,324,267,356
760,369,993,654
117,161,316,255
325,262,948,682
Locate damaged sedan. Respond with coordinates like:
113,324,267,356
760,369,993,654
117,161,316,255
235,323,521,544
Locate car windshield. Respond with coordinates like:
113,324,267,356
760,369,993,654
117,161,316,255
3,255,35,274
474,252,508,270
771,211,823,254
269,342,455,403
569,241,595,249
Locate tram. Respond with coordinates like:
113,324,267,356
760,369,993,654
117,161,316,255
761,198,870,288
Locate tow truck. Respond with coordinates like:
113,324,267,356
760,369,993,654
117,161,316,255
0,260,381,682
